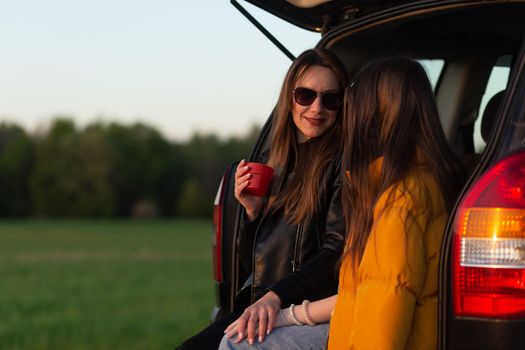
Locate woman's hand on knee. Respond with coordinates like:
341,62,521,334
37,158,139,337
245,291,281,344
224,291,281,344
234,160,263,221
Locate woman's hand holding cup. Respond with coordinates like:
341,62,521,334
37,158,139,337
234,160,272,221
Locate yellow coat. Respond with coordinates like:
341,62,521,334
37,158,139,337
328,158,448,350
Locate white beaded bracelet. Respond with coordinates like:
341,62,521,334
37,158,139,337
289,304,303,326
301,300,316,326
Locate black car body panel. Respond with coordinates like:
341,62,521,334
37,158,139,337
210,162,238,321
440,37,525,349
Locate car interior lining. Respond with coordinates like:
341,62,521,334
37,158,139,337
318,3,524,165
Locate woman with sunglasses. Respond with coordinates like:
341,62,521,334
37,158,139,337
176,48,348,350
219,57,464,349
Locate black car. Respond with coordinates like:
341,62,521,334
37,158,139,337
211,1,525,349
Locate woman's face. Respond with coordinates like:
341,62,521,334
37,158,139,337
291,65,341,143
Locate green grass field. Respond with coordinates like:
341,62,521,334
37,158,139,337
0,219,215,349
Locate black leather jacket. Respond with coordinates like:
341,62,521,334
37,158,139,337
235,147,345,308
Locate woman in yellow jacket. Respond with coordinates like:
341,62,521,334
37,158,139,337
219,57,465,350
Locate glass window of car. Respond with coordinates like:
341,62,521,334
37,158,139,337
473,55,512,152
419,59,445,91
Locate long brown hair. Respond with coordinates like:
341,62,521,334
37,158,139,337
266,48,348,224
342,57,464,267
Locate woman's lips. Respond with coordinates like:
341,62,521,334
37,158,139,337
304,116,325,126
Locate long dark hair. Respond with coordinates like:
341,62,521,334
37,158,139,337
267,48,348,224
342,56,464,267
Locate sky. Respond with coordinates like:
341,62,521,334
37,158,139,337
0,0,320,141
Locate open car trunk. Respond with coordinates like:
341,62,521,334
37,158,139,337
244,0,411,31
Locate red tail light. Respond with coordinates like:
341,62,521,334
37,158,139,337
212,173,226,282
453,150,525,318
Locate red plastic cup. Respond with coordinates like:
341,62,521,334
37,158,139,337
245,162,274,197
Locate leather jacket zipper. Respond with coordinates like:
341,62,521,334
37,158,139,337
291,222,302,272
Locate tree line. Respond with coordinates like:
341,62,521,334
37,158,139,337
0,118,259,218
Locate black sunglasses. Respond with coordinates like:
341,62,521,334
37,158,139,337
292,87,342,111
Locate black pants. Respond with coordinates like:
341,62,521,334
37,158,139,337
176,310,242,350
